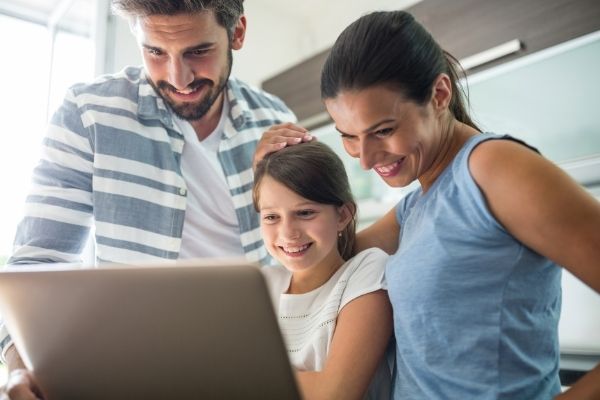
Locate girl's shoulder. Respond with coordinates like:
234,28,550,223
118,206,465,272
338,248,389,309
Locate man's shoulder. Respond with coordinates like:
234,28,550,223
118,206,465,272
227,77,295,119
69,66,146,101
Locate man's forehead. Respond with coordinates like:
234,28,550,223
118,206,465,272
132,11,223,44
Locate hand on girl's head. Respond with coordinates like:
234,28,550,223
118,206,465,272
253,123,314,170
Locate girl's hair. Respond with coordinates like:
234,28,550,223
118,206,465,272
253,141,357,261
111,0,244,37
321,10,479,130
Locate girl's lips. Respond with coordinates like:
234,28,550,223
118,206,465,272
279,243,312,258
374,158,405,177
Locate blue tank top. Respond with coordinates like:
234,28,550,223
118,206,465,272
387,133,562,399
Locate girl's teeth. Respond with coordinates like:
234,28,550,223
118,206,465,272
283,244,309,253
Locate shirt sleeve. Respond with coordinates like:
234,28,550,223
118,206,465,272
339,248,389,311
8,87,94,265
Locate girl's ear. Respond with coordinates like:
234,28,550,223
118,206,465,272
336,203,355,232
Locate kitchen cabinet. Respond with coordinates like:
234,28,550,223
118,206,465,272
262,0,600,128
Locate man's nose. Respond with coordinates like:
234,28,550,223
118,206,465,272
168,57,194,90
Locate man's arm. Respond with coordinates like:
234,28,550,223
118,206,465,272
1,87,95,363
7,87,94,265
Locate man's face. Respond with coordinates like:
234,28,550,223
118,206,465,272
133,11,245,121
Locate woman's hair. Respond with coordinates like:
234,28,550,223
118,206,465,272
321,10,479,130
111,0,244,37
253,141,357,261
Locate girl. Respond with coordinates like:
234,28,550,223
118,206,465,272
253,141,392,400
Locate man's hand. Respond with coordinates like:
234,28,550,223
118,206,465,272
0,369,43,400
253,122,313,170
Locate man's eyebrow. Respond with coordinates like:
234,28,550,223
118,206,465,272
141,42,216,53
182,42,216,52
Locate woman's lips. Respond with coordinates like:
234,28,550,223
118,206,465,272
374,158,405,177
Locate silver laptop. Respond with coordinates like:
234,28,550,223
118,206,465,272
0,258,300,400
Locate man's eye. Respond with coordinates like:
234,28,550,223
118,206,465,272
147,48,162,56
374,128,393,137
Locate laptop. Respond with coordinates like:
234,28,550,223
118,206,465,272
0,258,300,400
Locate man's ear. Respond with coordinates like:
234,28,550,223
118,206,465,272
430,73,452,114
231,15,247,50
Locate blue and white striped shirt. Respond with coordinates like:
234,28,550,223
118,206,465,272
8,66,295,266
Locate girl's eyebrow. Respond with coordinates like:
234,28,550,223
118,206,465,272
259,201,319,211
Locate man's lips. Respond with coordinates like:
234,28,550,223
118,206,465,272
167,85,205,101
374,158,405,177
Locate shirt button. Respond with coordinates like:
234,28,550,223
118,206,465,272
179,188,187,196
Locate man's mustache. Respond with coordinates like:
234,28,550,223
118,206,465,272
157,78,213,92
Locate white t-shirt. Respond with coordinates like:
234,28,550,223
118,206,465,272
176,98,245,259
262,248,391,399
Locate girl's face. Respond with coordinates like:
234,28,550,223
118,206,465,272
258,176,350,280
324,79,451,190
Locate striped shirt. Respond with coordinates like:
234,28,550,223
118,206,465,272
8,66,295,266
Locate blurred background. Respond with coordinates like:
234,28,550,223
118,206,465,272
0,0,599,386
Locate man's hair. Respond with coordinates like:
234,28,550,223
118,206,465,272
111,0,244,36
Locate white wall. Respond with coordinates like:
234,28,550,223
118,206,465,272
104,0,422,87
232,4,312,88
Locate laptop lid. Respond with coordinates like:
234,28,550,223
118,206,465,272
0,258,300,400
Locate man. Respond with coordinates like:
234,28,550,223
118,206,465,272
0,0,309,396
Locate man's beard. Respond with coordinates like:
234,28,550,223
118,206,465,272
153,50,232,121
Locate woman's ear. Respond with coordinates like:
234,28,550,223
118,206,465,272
430,73,452,114
336,203,355,232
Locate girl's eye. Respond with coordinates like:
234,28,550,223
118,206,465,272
296,209,316,218
262,214,279,223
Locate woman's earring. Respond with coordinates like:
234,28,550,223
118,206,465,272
338,231,342,238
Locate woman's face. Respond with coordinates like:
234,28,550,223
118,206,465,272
324,84,446,188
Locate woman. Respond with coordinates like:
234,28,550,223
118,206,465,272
257,10,600,400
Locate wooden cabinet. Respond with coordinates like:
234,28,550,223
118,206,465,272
262,0,600,129
408,0,600,74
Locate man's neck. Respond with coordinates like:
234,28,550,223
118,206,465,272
189,92,225,141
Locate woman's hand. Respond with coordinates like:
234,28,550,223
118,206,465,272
253,123,313,170
0,369,43,400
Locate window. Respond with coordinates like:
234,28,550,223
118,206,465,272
0,5,95,264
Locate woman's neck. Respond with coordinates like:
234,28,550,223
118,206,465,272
419,118,478,192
